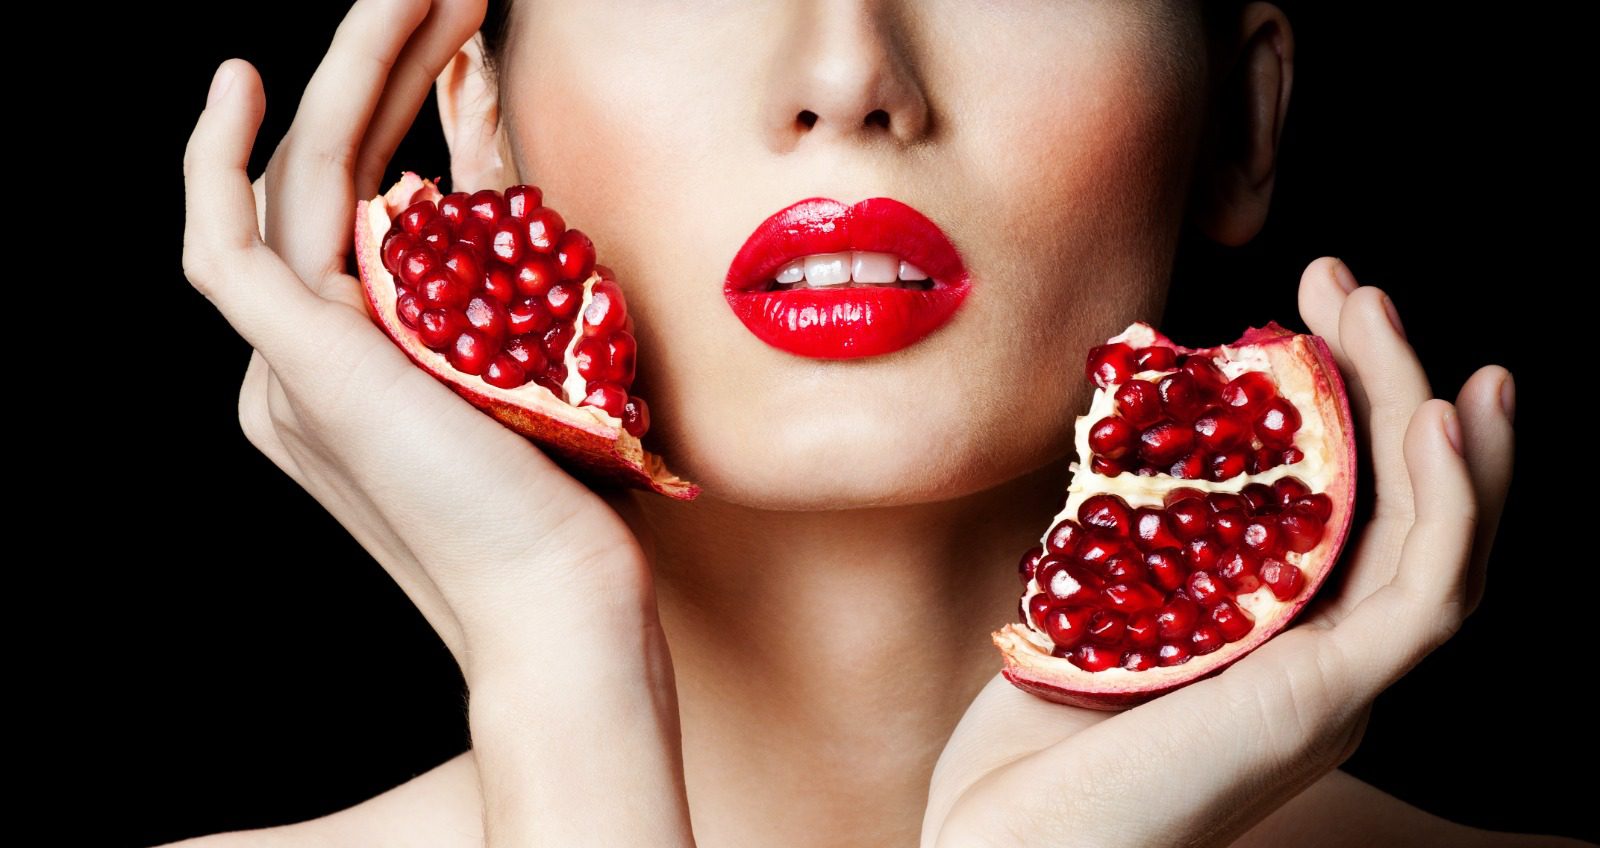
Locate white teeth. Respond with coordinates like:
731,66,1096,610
803,252,853,286
771,251,934,288
898,260,929,281
775,259,805,284
851,251,899,284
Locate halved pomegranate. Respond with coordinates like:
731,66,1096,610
994,321,1356,709
354,171,698,499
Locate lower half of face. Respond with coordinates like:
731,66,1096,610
500,0,1209,509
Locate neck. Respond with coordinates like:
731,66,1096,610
627,456,1072,845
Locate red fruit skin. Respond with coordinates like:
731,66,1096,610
355,171,698,500
994,321,1357,710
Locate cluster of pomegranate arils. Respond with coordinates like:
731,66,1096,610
375,185,650,437
1018,477,1333,673
1085,342,1303,481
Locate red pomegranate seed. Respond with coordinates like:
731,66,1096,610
1076,534,1127,569
1132,507,1180,551
514,256,561,298
1190,624,1225,655
418,217,450,251
1206,492,1249,514
547,283,581,321
1157,371,1208,423
1121,650,1157,671
582,280,629,337
1139,421,1195,466
1089,416,1137,460
1156,597,1200,639
1115,380,1163,427
1134,346,1177,371
1241,483,1275,513
1125,612,1160,647
580,381,629,418
1185,570,1226,606
464,295,509,349
1273,476,1311,508
606,332,638,385
1289,493,1333,522
1260,558,1305,601
1079,494,1134,538
1070,643,1120,672
1029,594,1054,630
541,323,574,363
508,297,554,337
454,219,490,257
395,289,423,329
1046,519,1085,555
1243,518,1282,555
504,335,549,374
1145,548,1187,591
573,336,611,382
1221,371,1277,416
418,308,467,351
438,191,469,225
1104,556,1148,584
381,230,414,275
1040,559,1103,604
1092,456,1127,476
1169,451,1206,480
1281,446,1305,465
1184,537,1222,572
525,206,567,254
400,246,438,288
1103,582,1164,614
1255,397,1303,449
1210,599,1255,642
1157,642,1192,666
1208,451,1247,481
399,199,436,234
1193,408,1250,452
1279,513,1325,553
490,219,525,264
467,189,505,224
448,329,495,375
1088,610,1127,645
1019,544,1045,586
482,264,517,305
621,395,651,438
1211,509,1247,547
483,353,527,389
1086,343,1139,388
504,185,542,220
1181,357,1227,396
556,228,597,282
1247,447,1279,474
1217,548,1263,593
1045,605,1094,648
1167,499,1211,540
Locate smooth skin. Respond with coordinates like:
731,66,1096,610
174,0,1587,846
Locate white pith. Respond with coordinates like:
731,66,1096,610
1000,322,1345,686
769,251,930,288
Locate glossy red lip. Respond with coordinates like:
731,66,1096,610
723,197,972,359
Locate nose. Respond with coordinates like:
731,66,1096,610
762,0,932,152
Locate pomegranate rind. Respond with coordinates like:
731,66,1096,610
354,171,699,500
994,321,1356,709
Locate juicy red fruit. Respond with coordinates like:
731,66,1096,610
377,187,653,438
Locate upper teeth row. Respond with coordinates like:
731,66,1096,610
773,251,931,287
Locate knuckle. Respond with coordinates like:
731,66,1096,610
181,238,216,296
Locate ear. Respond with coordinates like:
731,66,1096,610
1189,2,1294,247
435,32,516,193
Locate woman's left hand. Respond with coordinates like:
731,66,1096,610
921,256,1517,848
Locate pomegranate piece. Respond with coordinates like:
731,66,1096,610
993,321,1356,709
355,172,697,499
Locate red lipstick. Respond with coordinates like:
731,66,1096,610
723,197,971,359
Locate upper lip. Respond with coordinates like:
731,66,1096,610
724,197,968,293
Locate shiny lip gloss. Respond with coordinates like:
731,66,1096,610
723,197,972,359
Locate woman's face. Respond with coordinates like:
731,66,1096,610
487,0,1213,509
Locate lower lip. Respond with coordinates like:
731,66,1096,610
724,279,972,359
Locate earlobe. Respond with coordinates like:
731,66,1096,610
1190,2,1294,247
436,32,512,193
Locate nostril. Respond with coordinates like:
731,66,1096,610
796,110,818,130
865,109,890,130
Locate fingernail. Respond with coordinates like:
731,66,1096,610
207,62,236,108
1499,372,1516,423
1331,258,1359,293
1443,406,1464,455
1381,293,1406,340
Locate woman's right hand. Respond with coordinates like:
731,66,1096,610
180,1,694,843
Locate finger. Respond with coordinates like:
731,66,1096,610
263,0,433,292
353,0,489,200
182,60,364,382
1454,365,1515,615
1330,398,1476,692
1296,256,1357,372
237,349,307,486
1326,284,1434,595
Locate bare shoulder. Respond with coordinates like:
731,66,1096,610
153,751,484,848
1233,768,1595,848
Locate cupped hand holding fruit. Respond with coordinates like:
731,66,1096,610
920,257,1516,848
179,0,694,844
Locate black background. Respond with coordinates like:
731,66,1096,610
82,2,1594,846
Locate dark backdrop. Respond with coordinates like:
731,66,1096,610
85,2,1593,845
